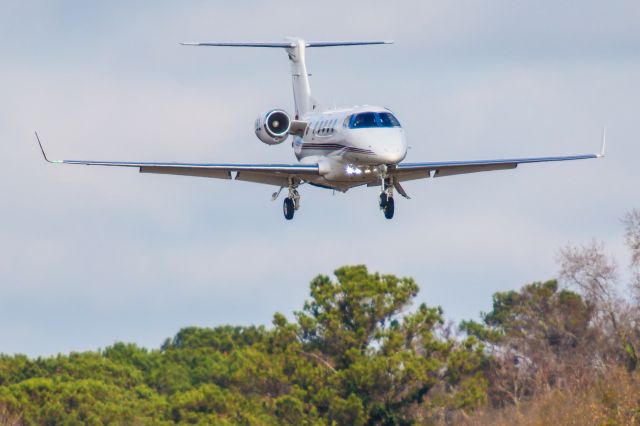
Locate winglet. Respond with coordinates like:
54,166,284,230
34,132,61,164
598,126,607,158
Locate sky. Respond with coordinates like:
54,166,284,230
1,1,639,356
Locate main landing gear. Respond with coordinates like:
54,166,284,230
279,179,300,220
272,172,409,221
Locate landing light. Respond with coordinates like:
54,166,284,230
346,165,363,175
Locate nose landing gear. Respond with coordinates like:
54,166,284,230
380,194,394,219
379,175,395,220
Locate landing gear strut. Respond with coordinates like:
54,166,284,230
282,179,300,220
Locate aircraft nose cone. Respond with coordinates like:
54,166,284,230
351,128,407,165
380,132,407,163
382,146,405,163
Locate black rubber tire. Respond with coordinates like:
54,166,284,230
383,197,395,219
283,197,295,220
379,193,388,208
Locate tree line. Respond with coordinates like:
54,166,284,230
1,209,639,425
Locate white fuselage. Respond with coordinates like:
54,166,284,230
293,105,407,190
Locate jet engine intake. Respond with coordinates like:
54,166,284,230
255,109,291,145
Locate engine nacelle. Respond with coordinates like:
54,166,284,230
255,109,291,145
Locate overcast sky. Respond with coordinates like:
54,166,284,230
2,1,639,356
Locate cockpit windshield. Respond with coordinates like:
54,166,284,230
351,112,377,128
378,112,401,127
348,112,401,129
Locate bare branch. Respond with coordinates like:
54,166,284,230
623,209,640,305
630,275,640,306
558,241,619,305
298,350,337,373
623,208,640,268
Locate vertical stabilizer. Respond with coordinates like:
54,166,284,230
285,38,316,118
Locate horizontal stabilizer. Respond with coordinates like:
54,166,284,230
306,40,393,47
180,40,393,48
180,41,292,48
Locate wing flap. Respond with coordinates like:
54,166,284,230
392,169,431,183
58,160,319,175
139,166,231,179
235,171,291,187
433,163,517,177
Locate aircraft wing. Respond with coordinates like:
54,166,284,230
391,133,605,183
391,129,606,182
35,133,318,187
391,153,600,181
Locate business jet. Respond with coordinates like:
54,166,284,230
36,37,605,220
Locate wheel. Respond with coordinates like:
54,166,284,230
383,197,394,219
283,197,295,220
379,192,388,208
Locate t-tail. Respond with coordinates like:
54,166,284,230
180,38,393,118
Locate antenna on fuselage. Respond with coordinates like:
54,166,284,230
180,38,393,117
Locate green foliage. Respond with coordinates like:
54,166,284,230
0,378,169,425
296,265,420,364
0,266,487,424
462,280,592,351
